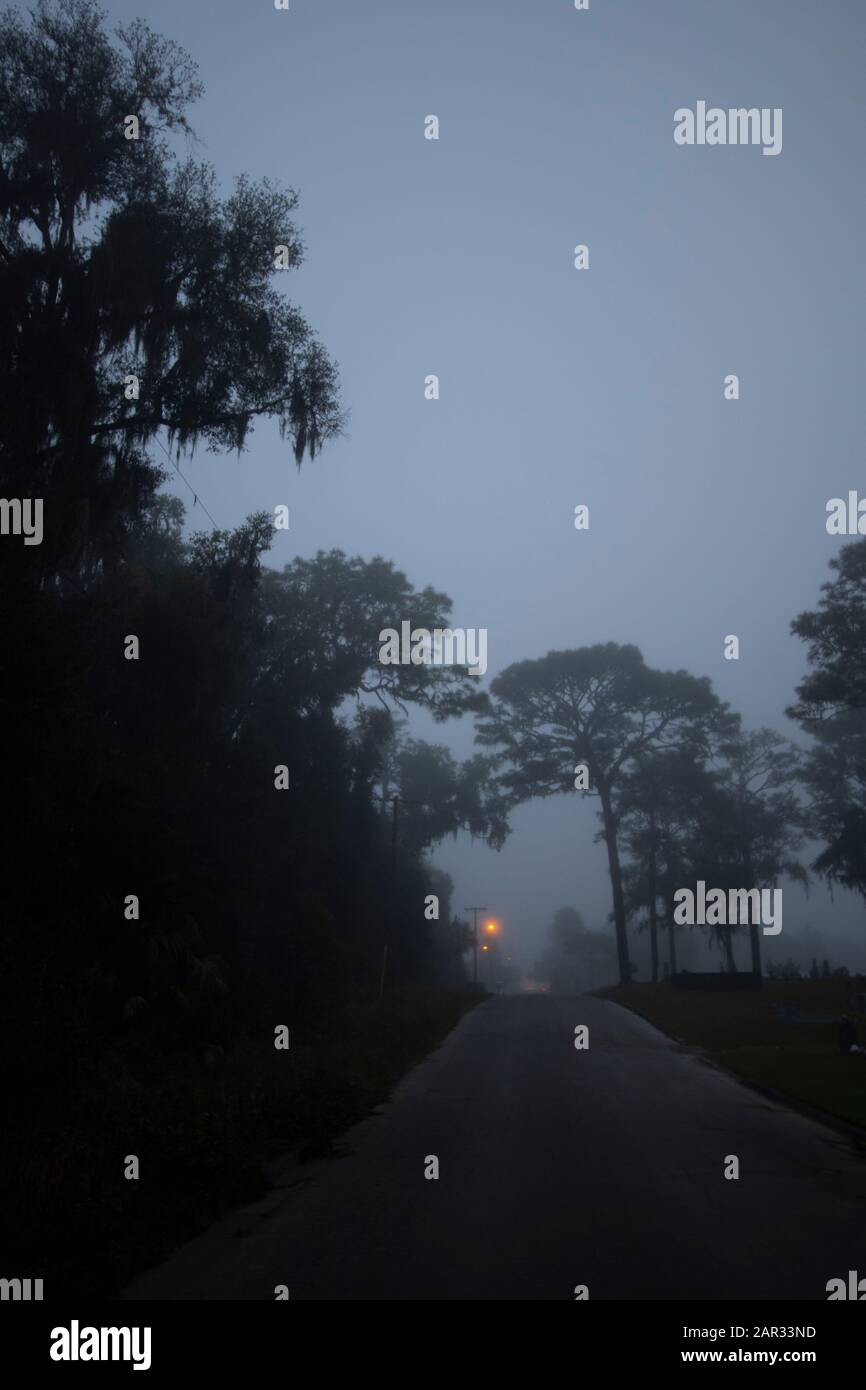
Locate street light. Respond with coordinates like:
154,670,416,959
483,920,505,992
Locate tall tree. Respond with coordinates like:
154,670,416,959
254,549,491,724
789,538,866,720
621,733,805,978
0,0,342,584
710,729,807,975
476,644,734,984
789,538,866,899
802,712,866,897
617,749,715,981
390,736,509,854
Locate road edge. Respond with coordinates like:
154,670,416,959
598,992,866,1151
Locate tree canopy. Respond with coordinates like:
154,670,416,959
790,538,866,898
476,643,735,983
0,0,342,584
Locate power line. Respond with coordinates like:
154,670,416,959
153,432,221,531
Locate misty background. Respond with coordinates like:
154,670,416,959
99,0,866,973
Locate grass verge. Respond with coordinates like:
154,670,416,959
3,987,483,1299
596,979,866,1132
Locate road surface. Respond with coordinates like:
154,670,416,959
124,994,866,1300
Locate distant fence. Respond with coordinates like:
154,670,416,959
672,970,762,991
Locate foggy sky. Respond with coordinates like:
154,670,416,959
100,0,866,972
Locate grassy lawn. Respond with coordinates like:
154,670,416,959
597,979,866,1133
6,987,483,1299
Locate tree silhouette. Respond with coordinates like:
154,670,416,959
0,0,342,585
0,4,485,1292
789,538,866,900
476,643,733,984
620,730,805,977
617,748,717,980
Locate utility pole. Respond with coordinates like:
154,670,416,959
376,791,446,1000
391,795,399,877
379,794,399,1002
464,906,486,986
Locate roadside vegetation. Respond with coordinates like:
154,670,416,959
598,979,866,1132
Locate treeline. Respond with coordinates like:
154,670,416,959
0,1,504,1292
478,540,866,984
0,0,504,1066
2,509,505,1289
2,0,865,1291
2,521,505,1081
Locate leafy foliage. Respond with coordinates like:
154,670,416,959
0,2,479,1295
790,539,866,898
0,0,342,585
476,643,734,982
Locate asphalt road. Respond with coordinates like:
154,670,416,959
124,993,866,1300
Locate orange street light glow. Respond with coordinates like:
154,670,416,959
485,921,497,933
